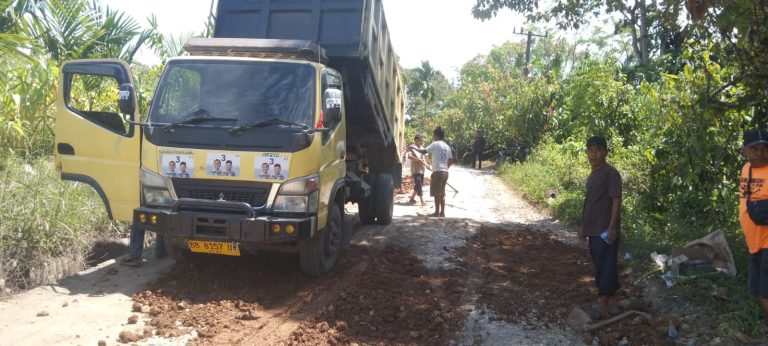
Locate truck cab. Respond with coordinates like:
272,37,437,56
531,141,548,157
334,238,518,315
54,0,403,276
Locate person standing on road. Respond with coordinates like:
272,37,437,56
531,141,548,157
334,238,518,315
739,128,768,330
472,130,486,169
581,135,622,318
406,134,427,206
409,127,453,217
120,223,167,267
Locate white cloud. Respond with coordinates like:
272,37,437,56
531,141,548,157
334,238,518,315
383,0,525,80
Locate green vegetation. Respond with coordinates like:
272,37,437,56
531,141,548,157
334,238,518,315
0,156,117,292
1,0,767,338
402,0,767,340
0,0,207,294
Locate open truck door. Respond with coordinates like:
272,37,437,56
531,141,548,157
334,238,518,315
54,60,140,221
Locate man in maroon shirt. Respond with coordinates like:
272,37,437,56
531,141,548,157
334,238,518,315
582,136,622,318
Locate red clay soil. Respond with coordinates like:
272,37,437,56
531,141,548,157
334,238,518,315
453,226,673,345
398,174,431,194
127,225,674,345
131,251,322,342
130,245,467,345
287,244,468,345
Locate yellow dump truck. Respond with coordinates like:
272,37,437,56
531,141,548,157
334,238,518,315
54,0,404,276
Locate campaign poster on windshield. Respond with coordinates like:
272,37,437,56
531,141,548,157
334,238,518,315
162,154,194,178
206,153,240,177
254,153,290,180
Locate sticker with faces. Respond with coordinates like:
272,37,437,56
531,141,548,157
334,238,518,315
206,153,241,177
254,153,290,181
162,154,194,178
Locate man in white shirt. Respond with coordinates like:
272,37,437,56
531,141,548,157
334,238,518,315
409,126,453,217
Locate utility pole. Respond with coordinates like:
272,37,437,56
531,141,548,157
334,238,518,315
513,28,548,76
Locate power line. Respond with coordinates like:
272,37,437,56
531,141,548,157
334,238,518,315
513,27,547,76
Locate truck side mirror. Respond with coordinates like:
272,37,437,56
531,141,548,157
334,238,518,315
326,106,341,124
323,88,343,127
324,74,342,89
118,83,136,121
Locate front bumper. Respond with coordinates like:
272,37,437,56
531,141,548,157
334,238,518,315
133,199,315,249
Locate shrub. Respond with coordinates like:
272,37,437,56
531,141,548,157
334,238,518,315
0,154,121,293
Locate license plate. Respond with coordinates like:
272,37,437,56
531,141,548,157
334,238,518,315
188,240,241,256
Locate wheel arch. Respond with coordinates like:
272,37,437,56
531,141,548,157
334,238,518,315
328,177,347,211
61,172,113,219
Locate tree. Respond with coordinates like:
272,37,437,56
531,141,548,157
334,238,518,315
701,0,768,119
471,0,686,68
0,0,158,155
146,15,192,62
23,0,155,63
472,0,767,126
401,61,452,136
0,0,32,61
435,38,575,162
410,61,437,115
201,0,216,38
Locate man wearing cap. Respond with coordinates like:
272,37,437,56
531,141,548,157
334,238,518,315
739,128,768,329
582,135,622,318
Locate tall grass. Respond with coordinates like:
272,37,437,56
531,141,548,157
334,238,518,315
0,154,122,294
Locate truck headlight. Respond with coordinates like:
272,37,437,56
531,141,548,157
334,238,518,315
143,188,173,206
273,175,319,213
278,176,318,194
140,168,174,207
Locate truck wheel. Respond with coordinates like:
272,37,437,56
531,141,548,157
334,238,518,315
358,173,376,224
373,173,394,225
300,202,342,277
340,202,354,250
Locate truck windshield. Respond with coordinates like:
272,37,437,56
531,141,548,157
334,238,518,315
149,60,315,128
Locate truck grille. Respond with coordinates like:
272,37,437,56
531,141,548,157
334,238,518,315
172,179,272,208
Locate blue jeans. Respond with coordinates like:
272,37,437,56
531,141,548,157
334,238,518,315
128,222,166,258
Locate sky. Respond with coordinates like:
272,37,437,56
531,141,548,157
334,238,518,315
102,0,527,81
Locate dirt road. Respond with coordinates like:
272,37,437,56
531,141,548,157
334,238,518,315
0,166,666,345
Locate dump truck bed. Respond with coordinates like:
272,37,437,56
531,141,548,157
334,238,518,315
215,0,404,162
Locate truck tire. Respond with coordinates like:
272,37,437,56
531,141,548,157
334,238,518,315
340,202,354,251
300,202,342,277
358,173,376,224
373,173,394,225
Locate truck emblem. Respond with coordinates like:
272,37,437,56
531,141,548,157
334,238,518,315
218,193,225,201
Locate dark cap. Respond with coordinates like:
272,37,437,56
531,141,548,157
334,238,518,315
744,128,768,147
586,136,608,150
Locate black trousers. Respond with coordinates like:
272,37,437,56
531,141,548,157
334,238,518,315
748,249,768,298
588,235,621,296
473,151,483,169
